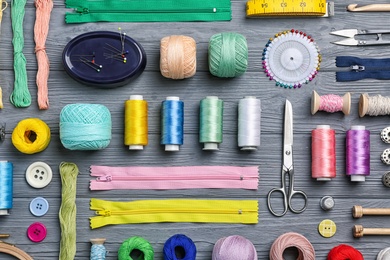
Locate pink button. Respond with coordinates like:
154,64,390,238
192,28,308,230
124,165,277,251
27,222,47,243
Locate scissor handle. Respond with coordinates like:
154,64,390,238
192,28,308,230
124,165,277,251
288,189,308,214
267,187,288,217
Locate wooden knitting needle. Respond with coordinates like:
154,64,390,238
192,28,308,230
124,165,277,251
353,205,390,218
354,225,390,238
0,234,10,238
347,4,390,12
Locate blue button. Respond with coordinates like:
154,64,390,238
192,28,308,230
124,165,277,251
29,197,49,217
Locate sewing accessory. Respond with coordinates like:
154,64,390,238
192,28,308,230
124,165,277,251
0,87,3,109
353,205,390,218
318,219,336,238
160,35,196,79
90,238,107,260
29,197,49,217
199,96,223,150
378,247,390,260
328,244,364,260
0,241,34,260
359,93,390,117
0,234,9,238
311,91,351,115
269,232,315,260
118,236,154,260
208,32,248,78
381,127,390,143
161,97,184,151
11,118,51,154
347,4,390,12
124,95,148,150
336,57,390,81
164,234,196,260
381,149,390,165
312,125,336,181
212,235,257,260
25,161,52,188
331,29,390,46
354,225,390,237
246,0,334,17
382,171,390,188
238,96,261,150
0,123,5,141
0,161,13,216
262,29,321,89
267,100,308,216
320,196,335,211
346,126,370,182
27,222,47,242
62,31,146,88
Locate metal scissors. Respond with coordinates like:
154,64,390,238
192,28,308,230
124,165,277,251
267,100,308,217
330,29,390,46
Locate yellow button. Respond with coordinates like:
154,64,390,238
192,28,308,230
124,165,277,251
318,219,336,238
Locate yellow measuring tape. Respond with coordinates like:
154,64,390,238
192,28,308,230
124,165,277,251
246,0,334,17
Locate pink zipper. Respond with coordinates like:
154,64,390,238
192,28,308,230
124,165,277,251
90,165,259,190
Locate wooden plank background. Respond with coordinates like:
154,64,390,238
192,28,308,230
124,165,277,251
1,0,390,259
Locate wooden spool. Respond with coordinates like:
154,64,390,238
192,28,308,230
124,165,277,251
311,90,351,115
354,225,390,238
353,205,390,218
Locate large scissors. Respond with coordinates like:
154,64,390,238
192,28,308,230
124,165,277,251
267,99,308,217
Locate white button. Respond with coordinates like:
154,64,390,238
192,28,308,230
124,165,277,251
29,197,49,217
26,162,53,189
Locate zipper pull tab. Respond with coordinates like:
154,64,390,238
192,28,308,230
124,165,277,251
96,175,112,182
351,65,365,72
96,210,111,216
75,7,89,14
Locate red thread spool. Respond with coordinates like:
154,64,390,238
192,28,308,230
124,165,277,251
312,125,336,181
328,244,363,260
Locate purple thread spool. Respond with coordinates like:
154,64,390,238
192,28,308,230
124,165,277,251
346,126,370,182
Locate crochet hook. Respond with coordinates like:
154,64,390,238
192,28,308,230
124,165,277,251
347,4,390,12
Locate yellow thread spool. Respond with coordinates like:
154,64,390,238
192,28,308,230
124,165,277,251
124,95,148,150
12,118,51,154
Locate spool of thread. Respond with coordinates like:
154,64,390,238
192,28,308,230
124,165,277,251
160,35,196,79
208,32,248,78
312,125,336,181
0,161,13,216
311,91,351,115
124,95,148,150
346,126,370,182
212,235,257,260
199,96,223,150
163,234,196,260
359,93,390,117
328,244,364,260
238,96,261,150
60,104,112,150
12,118,51,154
378,247,390,260
118,236,154,260
90,238,106,260
0,87,3,109
269,232,315,260
161,97,184,151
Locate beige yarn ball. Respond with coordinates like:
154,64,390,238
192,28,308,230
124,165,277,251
160,35,196,79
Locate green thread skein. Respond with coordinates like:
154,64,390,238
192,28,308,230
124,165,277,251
208,32,248,78
118,236,154,260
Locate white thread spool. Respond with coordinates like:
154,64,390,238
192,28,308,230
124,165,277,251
238,96,261,150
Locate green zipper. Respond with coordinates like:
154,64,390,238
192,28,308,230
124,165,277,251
65,0,232,23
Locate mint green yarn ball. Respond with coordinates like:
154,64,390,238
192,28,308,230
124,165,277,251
208,32,248,78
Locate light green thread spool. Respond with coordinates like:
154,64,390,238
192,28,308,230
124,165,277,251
208,32,248,78
199,96,223,150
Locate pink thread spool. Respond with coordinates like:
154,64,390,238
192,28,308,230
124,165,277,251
312,125,336,181
311,91,351,115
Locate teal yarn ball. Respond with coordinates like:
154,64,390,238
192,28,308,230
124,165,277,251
208,32,248,78
60,104,112,150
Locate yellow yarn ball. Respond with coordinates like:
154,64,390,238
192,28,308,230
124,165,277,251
12,118,51,154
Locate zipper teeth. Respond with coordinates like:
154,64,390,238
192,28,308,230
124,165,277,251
74,8,225,14
98,175,256,181
94,208,254,216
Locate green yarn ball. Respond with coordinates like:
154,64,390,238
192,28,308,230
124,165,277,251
208,32,248,78
118,236,154,260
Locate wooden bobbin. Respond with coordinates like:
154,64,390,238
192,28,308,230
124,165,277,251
354,225,390,238
90,237,106,245
352,205,390,218
359,94,369,117
311,90,351,115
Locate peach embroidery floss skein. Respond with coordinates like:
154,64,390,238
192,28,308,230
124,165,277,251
269,232,315,260
160,35,196,79
34,0,53,110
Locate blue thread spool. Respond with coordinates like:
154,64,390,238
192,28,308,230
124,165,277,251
90,238,107,260
0,161,13,215
163,234,196,260
161,97,184,151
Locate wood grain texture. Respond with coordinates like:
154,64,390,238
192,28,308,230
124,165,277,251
1,0,390,259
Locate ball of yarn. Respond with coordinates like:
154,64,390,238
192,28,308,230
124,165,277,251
12,118,51,154
118,236,154,260
60,104,112,150
163,234,196,260
208,32,248,78
270,232,315,260
212,235,257,260
160,35,196,79
328,244,363,260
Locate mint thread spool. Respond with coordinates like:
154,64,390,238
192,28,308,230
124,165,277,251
199,96,223,150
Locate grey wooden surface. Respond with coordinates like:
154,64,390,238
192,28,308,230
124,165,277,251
1,0,390,259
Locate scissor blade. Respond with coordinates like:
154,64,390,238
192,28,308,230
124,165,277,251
284,100,293,147
332,38,359,46
330,29,358,38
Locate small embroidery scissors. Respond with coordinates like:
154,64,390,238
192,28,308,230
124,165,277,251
267,100,308,217
330,29,390,46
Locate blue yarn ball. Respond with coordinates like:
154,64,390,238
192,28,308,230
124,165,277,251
60,104,112,150
163,234,196,260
